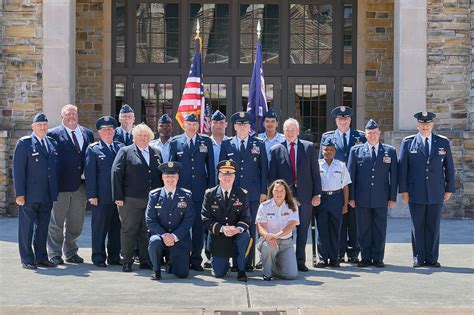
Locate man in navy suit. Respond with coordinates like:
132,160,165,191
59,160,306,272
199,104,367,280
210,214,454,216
269,118,322,271
146,161,195,280
169,113,215,271
320,106,366,264
84,116,124,267
47,104,94,265
348,119,398,268
114,104,135,146
399,112,455,268
13,113,59,269
220,111,268,271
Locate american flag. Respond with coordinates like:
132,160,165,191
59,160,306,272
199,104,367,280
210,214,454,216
175,36,206,132
202,90,213,134
247,36,268,135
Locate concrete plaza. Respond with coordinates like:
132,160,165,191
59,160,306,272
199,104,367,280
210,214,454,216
0,215,473,314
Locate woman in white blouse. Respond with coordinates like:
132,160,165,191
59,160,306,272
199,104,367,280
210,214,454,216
256,179,299,281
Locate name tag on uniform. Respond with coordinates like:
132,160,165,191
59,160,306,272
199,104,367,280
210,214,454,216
282,212,290,216
383,156,391,163
177,151,184,155
438,148,446,156
199,145,208,153
410,150,417,154
211,205,219,209
227,152,234,156
154,205,162,209
32,152,39,156
334,170,342,174
177,201,187,208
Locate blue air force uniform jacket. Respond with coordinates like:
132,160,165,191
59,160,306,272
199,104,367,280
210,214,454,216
13,135,59,203
145,187,195,253
219,136,268,201
114,126,133,146
348,143,398,208
202,186,251,257
111,144,163,200
84,141,124,205
399,134,455,204
169,134,215,202
47,125,94,192
319,129,367,163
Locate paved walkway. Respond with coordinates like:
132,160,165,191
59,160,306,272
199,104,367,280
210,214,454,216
0,215,473,314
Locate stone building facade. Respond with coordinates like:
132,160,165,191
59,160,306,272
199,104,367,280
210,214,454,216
0,0,473,217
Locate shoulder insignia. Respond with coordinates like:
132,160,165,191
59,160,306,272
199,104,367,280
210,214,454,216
149,187,162,195
403,134,416,140
180,188,191,194
241,188,248,194
20,135,32,141
89,142,99,147
322,130,335,136
261,199,272,205
435,134,449,140
356,130,365,136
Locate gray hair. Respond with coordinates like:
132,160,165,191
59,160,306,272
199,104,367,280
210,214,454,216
283,118,300,131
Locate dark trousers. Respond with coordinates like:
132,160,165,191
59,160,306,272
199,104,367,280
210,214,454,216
316,194,343,261
296,202,313,266
190,200,204,266
356,207,388,262
117,197,149,263
18,202,52,264
409,202,442,264
339,205,359,259
212,232,250,278
148,235,190,278
91,203,121,264
243,201,259,267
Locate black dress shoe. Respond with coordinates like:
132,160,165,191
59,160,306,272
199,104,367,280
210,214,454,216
203,261,212,269
22,263,37,270
139,262,153,270
150,270,161,281
107,259,122,266
122,262,133,272
94,262,107,268
50,256,64,265
66,255,84,264
262,275,272,281
315,261,328,268
190,264,204,271
255,262,263,270
349,257,360,264
230,266,238,272
297,264,309,272
165,263,173,274
413,262,424,268
357,260,372,267
36,260,57,268
338,257,346,263
245,265,254,272
329,260,341,268
427,262,441,268
373,261,385,268
237,271,248,282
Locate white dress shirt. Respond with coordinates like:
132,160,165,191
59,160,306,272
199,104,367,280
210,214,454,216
63,123,84,149
318,159,352,191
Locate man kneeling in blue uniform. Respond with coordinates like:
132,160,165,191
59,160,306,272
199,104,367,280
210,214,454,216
202,160,252,282
146,162,195,280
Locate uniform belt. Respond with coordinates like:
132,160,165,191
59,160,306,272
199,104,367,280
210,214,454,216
322,189,342,195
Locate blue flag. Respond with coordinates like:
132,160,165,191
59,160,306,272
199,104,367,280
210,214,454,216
247,38,268,134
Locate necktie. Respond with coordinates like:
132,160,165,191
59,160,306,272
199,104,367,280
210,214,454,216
71,131,81,153
189,139,195,151
343,133,348,151
109,144,116,155
41,139,48,154
425,137,430,156
168,191,173,201
125,133,130,145
290,142,296,184
224,191,229,208
371,146,376,163
240,140,245,155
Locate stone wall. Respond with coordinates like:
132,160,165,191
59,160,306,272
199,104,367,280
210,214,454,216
76,0,105,127
365,0,394,132
1,0,44,214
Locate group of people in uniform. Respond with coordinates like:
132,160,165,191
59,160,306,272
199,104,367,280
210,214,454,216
13,102,455,282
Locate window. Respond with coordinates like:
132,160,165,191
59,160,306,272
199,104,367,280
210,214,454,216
241,83,274,111
342,77,353,107
114,1,126,64
190,4,230,64
204,84,227,116
343,4,353,64
240,4,279,64
140,83,174,129
295,83,327,143
136,3,179,64
113,76,126,117
290,4,333,64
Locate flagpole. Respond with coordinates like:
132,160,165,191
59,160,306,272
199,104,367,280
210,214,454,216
255,20,261,135
196,19,205,134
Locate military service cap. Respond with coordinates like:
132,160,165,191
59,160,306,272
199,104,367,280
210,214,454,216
365,119,379,130
217,160,238,174
96,116,118,130
331,106,353,118
33,113,48,123
414,111,436,123
119,104,133,114
211,110,226,121
231,111,251,125
158,161,182,175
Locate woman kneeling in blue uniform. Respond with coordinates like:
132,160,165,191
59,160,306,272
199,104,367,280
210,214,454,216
256,180,299,281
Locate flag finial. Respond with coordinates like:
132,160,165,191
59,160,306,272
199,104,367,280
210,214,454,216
257,20,261,39
196,20,200,36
